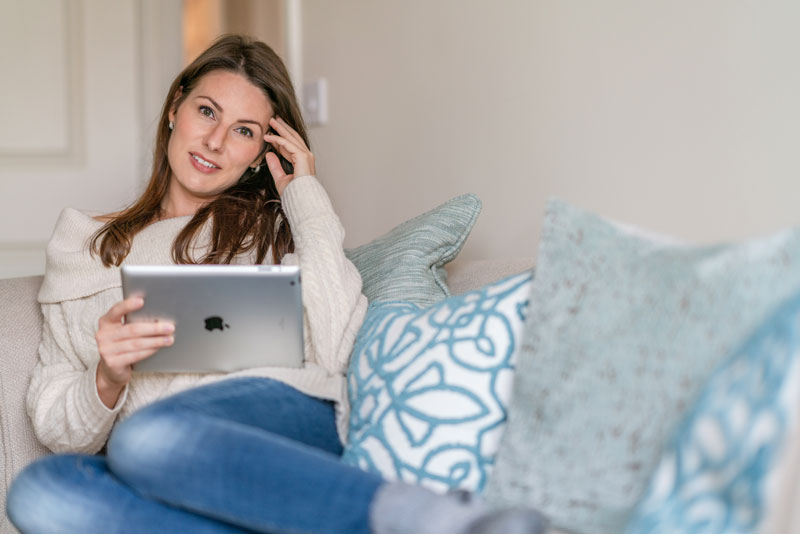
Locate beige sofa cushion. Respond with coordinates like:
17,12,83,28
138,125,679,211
446,258,535,295
0,276,48,534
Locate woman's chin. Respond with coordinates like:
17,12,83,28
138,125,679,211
176,177,234,200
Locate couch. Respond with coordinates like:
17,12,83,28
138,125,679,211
0,258,536,534
5,255,799,534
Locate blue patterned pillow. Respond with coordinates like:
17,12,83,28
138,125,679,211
626,292,800,534
343,271,533,493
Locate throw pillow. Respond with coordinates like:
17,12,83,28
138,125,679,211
343,271,533,493
485,198,800,534
344,194,481,307
625,290,800,534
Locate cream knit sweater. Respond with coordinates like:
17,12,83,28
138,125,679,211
29,175,367,454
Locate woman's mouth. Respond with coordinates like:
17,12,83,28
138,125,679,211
189,152,220,173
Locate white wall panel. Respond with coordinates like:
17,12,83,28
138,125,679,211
0,1,71,153
0,0,182,279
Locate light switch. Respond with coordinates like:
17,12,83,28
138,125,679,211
302,78,328,126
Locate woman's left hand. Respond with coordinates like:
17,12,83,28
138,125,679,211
264,116,315,196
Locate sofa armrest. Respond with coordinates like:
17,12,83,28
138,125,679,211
0,276,49,533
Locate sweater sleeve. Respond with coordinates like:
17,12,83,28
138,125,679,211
27,299,128,454
279,175,368,376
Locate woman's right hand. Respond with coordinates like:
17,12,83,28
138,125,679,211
94,296,175,408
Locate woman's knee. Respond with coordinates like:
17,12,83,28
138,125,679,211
106,408,194,493
7,455,109,533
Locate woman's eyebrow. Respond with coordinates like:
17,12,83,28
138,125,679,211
197,95,224,112
197,95,264,132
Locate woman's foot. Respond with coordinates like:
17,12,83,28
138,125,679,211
467,508,549,534
370,482,549,534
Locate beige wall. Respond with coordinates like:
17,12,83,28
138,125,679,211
302,1,800,264
4,1,798,277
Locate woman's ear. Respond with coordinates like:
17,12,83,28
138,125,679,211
250,154,265,171
168,87,184,124
250,141,269,168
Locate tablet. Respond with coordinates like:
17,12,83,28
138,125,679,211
121,264,304,373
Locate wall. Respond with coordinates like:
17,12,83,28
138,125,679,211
4,1,798,277
184,0,284,63
0,0,182,279
301,0,800,265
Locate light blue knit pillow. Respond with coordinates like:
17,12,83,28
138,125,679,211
626,291,800,534
344,194,481,307
343,271,533,493
485,198,800,534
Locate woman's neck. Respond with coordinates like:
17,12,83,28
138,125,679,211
160,195,207,220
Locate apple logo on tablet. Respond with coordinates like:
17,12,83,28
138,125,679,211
204,316,230,332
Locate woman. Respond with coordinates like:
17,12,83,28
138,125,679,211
6,35,546,534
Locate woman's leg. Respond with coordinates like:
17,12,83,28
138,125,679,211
6,454,253,534
9,377,548,534
121,376,346,453
106,377,384,534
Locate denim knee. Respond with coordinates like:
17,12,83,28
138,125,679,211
7,455,108,533
106,408,192,495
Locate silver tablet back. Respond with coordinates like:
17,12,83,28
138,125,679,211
121,265,303,373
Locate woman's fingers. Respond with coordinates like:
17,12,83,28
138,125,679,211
266,152,294,197
96,297,174,369
265,152,286,179
109,335,174,356
108,320,175,342
265,116,312,163
264,133,299,160
264,134,314,179
96,298,174,390
270,116,306,148
98,332,173,358
99,296,143,327
262,116,315,193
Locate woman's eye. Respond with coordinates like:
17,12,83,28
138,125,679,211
199,105,214,118
236,127,253,138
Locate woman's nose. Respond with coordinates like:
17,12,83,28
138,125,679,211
204,123,226,152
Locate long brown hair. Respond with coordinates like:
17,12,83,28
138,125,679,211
91,34,306,266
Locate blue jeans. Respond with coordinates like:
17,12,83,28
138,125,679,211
7,378,385,533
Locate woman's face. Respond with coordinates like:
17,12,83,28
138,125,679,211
165,70,273,216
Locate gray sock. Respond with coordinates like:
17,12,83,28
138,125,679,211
369,483,549,534
467,508,550,534
369,483,487,534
